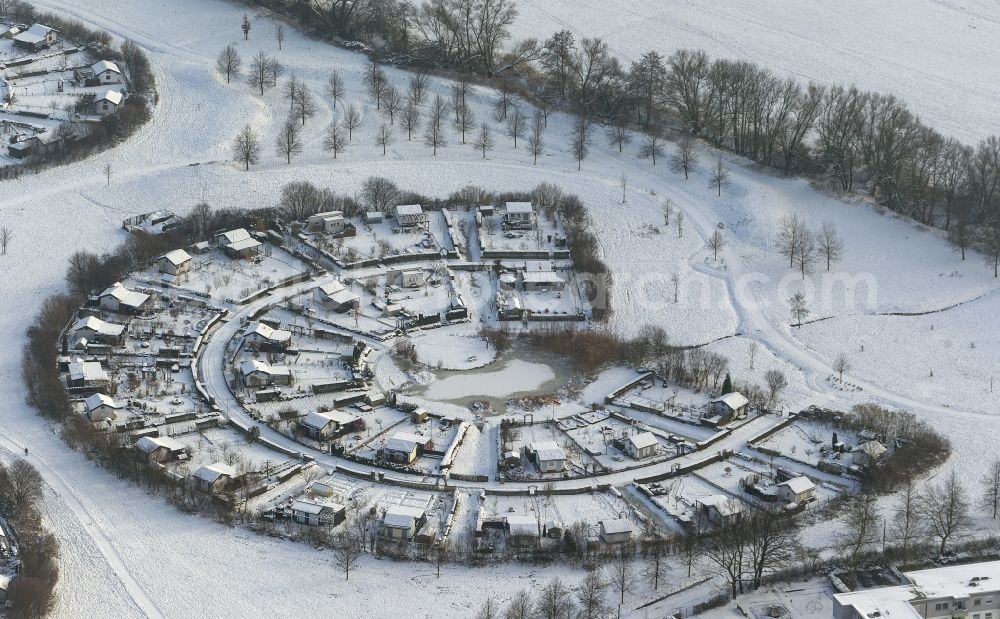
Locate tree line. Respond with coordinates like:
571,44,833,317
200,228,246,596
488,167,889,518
232,0,1000,274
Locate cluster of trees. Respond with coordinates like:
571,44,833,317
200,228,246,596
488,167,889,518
237,0,1000,272
0,459,60,618
776,214,845,276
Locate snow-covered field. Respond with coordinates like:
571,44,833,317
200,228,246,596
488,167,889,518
497,0,1000,144
0,0,997,616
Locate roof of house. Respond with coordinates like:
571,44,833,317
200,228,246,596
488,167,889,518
228,237,262,252
291,498,343,515
247,321,291,343
711,392,749,410
240,359,285,376
303,410,358,430
778,476,815,495
218,228,252,244
135,435,186,454
394,204,424,218
97,90,124,106
84,392,118,411
308,211,344,222
161,248,192,265
628,432,659,450
73,316,126,337
68,358,108,382
92,60,121,75
385,432,426,454
600,519,634,535
316,280,345,295
698,495,744,516
383,505,425,528
505,201,534,214
327,289,359,305
859,440,887,458
506,515,538,536
522,271,564,284
14,24,53,44
100,282,150,308
194,462,236,483
529,441,566,462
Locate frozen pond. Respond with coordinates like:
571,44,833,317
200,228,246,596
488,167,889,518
423,358,556,400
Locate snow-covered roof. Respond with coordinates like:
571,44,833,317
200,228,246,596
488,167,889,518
302,410,358,430
97,90,124,106
385,432,425,454
100,282,150,308
161,248,192,266
73,316,126,337
778,476,815,495
68,358,108,382
711,392,749,410
291,498,343,515
194,462,236,483
394,204,423,217
247,321,291,343
135,435,185,454
84,393,118,411
383,505,425,528
316,280,345,295
218,228,252,245
600,519,634,535
859,440,887,458
14,24,53,44
522,271,564,284
327,289,359,305
92,60,121,75
698,495,744,516
308,210,343,222
505,201,534,214
529,441,566,462
228,237,262,252
628,432,659,450
506,515,538,536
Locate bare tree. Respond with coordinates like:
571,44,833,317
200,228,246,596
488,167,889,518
492,85,514,121
241,13,251,40
527,111,545,164
275,24,285,50
840,493,880,567
796,228,818,277
644,537,667,590
606,117,631,153
424,94,449,155
382,85,402,124
676,210,684,238
702,518,746,599
745,509,799,589
505,108,527,148
284,74,301,112
275,116,303,164
817,221,844,271
981,457,1000,519
892,477,924,560
921,470,971,555
573,118,592,170
247,51,279,95
576,570,610,619
534,578,576,619
502,589,532,619
661,199,674,226
833,353,850,382
454,101,475,143
292,84,318,126
777,214,807,269
361,177,399,213
0,226,11,255
322,122,347,159
475,597,498,619
710,154,729,196
232,124,261,170
331,534,361,580
343,103,362,140
789,292,809,326
473,122,495,159
103,162,111,186
708,229,725,260
406,70,427,104
3,459,44,511
376,123,394,155
608,547,635,605
670,272,680,303
326,71,345,110
400,102,421,141
671,134,699,179
764,369,787,406
215,44,241,83
364,60,387,109
639,131,665,165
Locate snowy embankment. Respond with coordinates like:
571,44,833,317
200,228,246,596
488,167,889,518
0,0,995,616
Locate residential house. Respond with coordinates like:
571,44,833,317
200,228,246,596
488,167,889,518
364,211,383,224
853,440,888,468
215,228,262,259
67,357,110,389
91,60,122,84
13,24,56,51
158,249,192,276
301,410,363,441
384,432,432,464
833,559,1000,619
134,436,187,463
193,462,237,494
240,360,291,388
527,441,566,473
386,267,425,289
70,316,126,346
94,90,124,116
703,392,750,426
84,393,121,422
522,269,565,292
99,282,151,314
306,211,347,234
506,515,540,549
291,499,346,527
775,476,816,505
599,519,634,544
623,432,659,460
393,204,428,230
244,321,292,352
313,281,359,313
502,202,536,230
382,505,426,540
697,495,745,525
